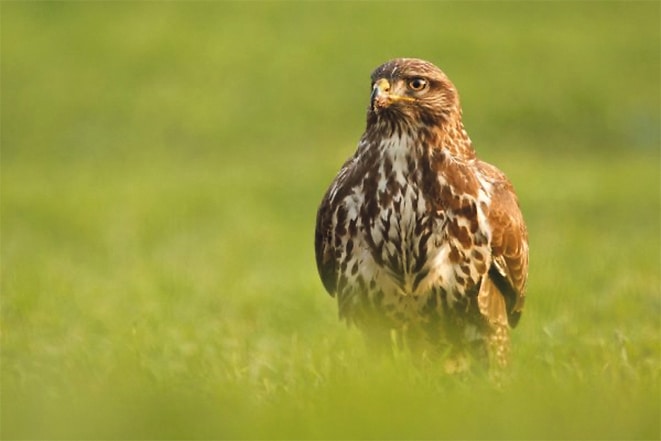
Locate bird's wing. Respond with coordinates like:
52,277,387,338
315,141,373,298
315,191,338,297
477,161,529,328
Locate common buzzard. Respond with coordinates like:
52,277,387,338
315,58,528,369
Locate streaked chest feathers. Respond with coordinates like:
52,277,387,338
330,134,492,322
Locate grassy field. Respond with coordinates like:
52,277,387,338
2,2,660,439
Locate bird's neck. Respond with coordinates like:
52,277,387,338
366,110,476,162
433,115,476,161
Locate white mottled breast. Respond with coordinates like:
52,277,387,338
331,133,494,317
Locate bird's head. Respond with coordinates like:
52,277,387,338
367,58,460,131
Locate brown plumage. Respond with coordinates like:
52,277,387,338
315,58,528,369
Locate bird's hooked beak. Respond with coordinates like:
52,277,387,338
370,78,391,112
370,78,415,112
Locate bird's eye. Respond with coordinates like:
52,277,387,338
408,78,428,91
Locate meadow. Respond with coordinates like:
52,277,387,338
2,2,660,439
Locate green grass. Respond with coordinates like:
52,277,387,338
2,2,660,439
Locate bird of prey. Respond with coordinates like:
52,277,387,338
315,58,528,369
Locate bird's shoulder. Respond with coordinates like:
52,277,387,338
314,139,374,297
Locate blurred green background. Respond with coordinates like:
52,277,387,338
2,2,659,439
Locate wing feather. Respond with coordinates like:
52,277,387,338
315,142,374,298
477,162,529,327
315,194,337,297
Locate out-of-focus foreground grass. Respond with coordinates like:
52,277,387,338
2,2,660,439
